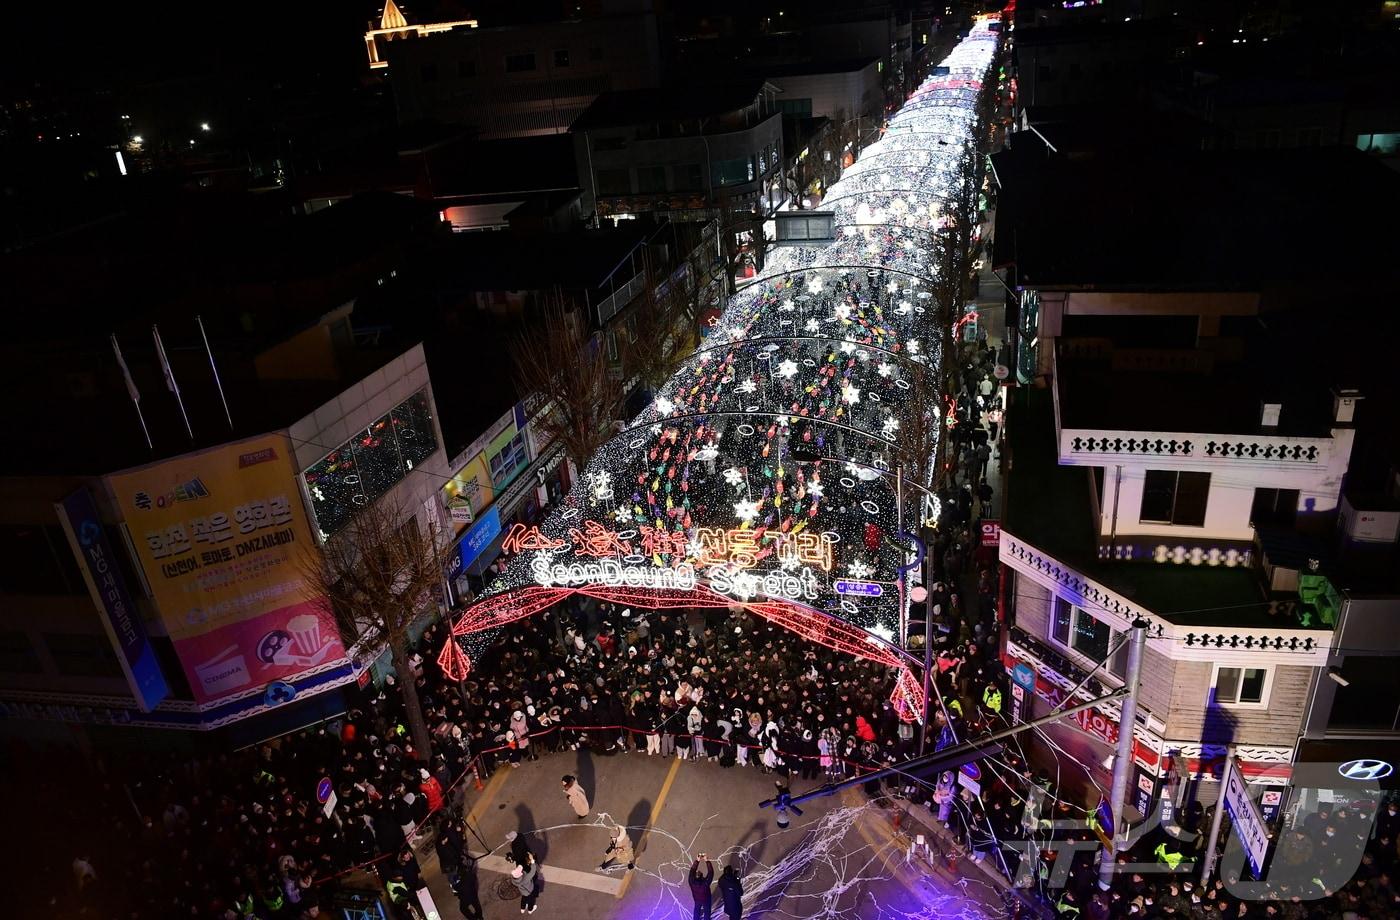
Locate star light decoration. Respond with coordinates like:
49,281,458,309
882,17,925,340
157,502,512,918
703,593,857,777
438,17,996,671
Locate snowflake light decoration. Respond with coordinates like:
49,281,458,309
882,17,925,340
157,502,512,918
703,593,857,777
841,383,861,405
876,362,894,378
736,379,758,394
776,359,799,379
804,318,821,334
723,467,745,487
848,560,874,580
806,477,825,498
734,499,760,522
881,417,900,438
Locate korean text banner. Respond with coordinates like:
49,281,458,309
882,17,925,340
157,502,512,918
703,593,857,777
107,434,346,704
54,487,170,711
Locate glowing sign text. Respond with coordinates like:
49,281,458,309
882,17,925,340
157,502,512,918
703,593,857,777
709,565,821,602
531,555,698,591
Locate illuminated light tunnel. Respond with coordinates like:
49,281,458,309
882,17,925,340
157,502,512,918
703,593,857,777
441,22,1003,722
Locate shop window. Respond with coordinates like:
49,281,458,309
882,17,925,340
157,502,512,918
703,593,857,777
1140,470,1210,526
676,163,704,190
597,168,631,195
1250,487,1299,529
505,52,537,73
1213,666,1269,707
1052,598,1127,678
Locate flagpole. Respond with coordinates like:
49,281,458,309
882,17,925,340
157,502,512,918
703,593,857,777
195,315,233,430
111,334,153,450
152,324,193,440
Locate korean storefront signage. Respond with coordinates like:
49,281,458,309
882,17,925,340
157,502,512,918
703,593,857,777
107,434,346,705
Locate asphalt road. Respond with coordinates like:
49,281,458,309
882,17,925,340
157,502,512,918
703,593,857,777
410,746,1010,919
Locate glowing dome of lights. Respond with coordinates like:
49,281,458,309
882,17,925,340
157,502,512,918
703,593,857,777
441,20,1003,719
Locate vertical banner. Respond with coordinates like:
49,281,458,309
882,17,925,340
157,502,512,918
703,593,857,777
107,434,346,704
54,487,170,711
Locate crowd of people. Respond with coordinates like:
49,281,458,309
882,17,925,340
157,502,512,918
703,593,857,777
15,334,1399,920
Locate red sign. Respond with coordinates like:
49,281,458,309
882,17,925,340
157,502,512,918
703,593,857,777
980,520,1001,547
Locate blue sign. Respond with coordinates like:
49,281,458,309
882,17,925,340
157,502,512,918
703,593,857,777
1011,662,1035,691
835,579,884,597
458,505,503,573
264,681,297,707
316,777,334,803
961,762,982,781
56,488,169,712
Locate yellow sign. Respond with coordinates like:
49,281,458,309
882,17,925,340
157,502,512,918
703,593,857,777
107,433,344,704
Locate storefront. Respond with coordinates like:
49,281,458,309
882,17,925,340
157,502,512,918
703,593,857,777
444,506,504,608
1289,737,1400,824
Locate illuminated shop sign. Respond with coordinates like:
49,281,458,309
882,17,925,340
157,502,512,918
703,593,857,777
531,556,698,591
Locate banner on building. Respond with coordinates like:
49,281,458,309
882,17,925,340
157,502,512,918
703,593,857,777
54,487,170,711
107,434,346,704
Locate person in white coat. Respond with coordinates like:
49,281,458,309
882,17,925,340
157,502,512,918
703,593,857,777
561,774,590,819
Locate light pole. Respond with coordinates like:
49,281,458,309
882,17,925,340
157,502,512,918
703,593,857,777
1098,619,1149,890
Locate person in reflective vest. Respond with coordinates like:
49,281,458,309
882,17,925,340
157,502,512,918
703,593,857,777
1154,841,1184,870
386,873,411,906
982,683,1002,714
260,884,284,916
1056,890,1081,918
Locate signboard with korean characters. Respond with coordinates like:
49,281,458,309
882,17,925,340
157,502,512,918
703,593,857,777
107,433,346,704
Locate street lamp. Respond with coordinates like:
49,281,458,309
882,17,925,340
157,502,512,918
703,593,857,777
200,122,211,132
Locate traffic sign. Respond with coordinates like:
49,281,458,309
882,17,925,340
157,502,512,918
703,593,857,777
834,579,883,597
316,777,334,804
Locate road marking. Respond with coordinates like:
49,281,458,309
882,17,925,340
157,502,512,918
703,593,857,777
615,756,682,900
842,789,922,890
476,854,623,896
464,764,511,829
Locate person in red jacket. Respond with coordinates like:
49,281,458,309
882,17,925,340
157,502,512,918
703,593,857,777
855,716,877,744
418,769,444,814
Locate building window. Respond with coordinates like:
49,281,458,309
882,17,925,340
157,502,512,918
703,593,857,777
1051,598,1127,678
676,163,704,191
420,62,439,83
777,98,813,118
713,157,752,186
505,52,537,73
458,60,476,78
596,168,631,196
489,431,529,486
1140,470,1210,526
302,389,440,539
1213,666,1270,707
1250,487,1299,529
554,48,570,67
593,135,627,152
636,165,667,194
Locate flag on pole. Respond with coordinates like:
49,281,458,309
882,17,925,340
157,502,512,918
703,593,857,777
152,325,193,439
1089,798,1115,850
111,334,152,449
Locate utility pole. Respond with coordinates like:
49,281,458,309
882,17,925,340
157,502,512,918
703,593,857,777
1098,619,1149,890
918,523,936,754
1199,748,1236,887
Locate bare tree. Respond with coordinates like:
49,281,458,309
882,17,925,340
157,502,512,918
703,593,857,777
619,250,708,398
301,500,452,760
511,294,625,472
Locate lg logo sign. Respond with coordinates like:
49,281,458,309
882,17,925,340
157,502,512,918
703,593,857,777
1338,759,1394,781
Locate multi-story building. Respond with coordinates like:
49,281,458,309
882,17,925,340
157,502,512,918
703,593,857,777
380,5,661,139
988,140,1400,819
572,82,786,282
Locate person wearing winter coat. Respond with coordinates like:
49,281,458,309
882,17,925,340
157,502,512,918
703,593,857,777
562,774,590,818
509,710,532,759
598,823,635,871
689,856,715,920
686,706,705,760
717,864,744,919
511,859,540,913
418,769,444,814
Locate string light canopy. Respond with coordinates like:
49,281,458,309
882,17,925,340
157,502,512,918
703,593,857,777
441,20,1002,714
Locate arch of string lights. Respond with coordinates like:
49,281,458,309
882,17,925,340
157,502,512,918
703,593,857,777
441,21,1002,721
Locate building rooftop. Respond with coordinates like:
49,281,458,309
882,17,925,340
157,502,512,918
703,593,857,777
991,141,1400,290
572,82,768,131
761,57,880,78
1003,386,1279,628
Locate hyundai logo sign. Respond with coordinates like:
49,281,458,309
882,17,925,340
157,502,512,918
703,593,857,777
1338,758,1394,781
